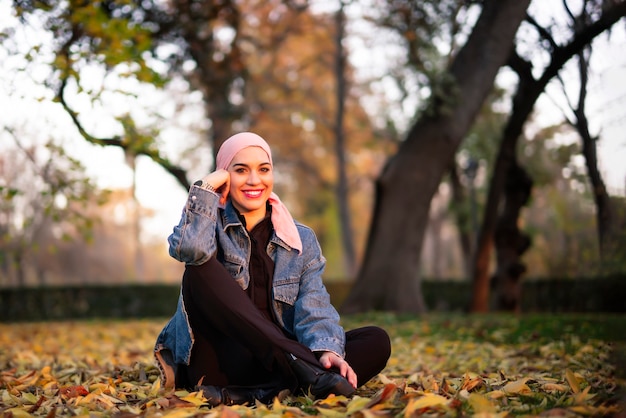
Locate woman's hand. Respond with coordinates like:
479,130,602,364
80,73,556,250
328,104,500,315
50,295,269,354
200,169,230,205
318,351,357,389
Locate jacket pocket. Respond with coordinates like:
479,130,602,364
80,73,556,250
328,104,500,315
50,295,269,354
222,253,245,279
273,278,300,306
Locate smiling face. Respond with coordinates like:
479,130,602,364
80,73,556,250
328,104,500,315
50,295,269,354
227,146,274,229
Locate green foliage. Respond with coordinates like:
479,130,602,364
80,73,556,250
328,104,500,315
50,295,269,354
15,0,162,83
9,0,169,175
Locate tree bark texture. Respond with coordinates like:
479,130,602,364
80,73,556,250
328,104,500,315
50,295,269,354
470,1,626,312
341,0,531,314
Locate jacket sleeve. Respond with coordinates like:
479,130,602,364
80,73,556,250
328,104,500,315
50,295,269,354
292,226,346,357
167,186,221,265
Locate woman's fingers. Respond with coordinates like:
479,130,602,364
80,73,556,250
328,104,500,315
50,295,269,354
319,352,358,388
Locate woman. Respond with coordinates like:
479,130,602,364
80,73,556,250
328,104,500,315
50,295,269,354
154,132,390,406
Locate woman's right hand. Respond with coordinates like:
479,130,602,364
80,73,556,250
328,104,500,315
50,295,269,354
200,169,230,205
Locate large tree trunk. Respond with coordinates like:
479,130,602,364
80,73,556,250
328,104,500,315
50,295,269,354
470,2,626,312
341,0,531,314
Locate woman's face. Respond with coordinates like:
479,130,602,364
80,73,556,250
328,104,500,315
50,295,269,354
227,146,274,219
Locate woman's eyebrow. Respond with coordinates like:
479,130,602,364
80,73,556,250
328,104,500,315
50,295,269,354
232,161,271,168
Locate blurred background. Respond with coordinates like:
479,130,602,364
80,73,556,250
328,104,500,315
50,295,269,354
1,0,625,318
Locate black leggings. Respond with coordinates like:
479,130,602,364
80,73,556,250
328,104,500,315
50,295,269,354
178,257,390,390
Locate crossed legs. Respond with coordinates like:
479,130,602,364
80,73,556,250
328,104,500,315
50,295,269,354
179,257,390,393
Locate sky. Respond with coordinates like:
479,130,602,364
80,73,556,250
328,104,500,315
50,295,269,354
1,0,625,246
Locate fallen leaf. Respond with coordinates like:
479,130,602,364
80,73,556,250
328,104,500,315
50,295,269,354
468,393,496,414
59,385,89,398
365,383,398,408
503,378,531,394
565,369,580,394
404,392,449,415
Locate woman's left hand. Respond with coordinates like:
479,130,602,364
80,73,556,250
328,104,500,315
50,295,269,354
318,351,357,389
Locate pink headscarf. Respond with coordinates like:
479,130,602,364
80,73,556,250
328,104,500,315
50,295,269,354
216,132,302,253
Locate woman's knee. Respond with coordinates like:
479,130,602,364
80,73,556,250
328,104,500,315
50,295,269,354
347,326,391,364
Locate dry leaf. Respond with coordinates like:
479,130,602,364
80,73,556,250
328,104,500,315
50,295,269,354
503,378,531,394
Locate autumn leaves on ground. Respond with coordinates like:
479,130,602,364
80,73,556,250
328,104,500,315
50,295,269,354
1,314,624,417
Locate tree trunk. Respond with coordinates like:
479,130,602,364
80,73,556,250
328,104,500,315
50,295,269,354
449,163,474,278
572,48,614,259
470,2,626,312
341,0,531,314
173,0,245,157
492,162,532,312
15,251,25,287
334,3,357,277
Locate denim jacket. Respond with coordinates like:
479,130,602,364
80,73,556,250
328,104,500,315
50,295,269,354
154,186,346,379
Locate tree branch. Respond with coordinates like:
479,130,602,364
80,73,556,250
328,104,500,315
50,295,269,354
54,25,191,190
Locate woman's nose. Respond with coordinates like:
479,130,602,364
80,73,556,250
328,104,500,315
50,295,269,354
247,171,260,184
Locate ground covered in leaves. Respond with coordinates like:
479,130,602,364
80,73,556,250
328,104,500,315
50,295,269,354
1,313,624,417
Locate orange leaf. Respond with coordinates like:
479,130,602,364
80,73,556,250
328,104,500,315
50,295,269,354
461,375,484,392
365,383,398,408
59,385,89,398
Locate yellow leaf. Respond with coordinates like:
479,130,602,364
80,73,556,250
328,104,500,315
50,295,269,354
181,391,206,406
565,369,580,394
378,374,395,385
89,383,109,391
3,390,19,406
503,378,531,394
486,390,506,399
569,405,594,414
95,394,115,408
345,396,371,414
316,407,348,417
154,410,197,418
468,393,496,414
40,366,53,383
99,392,124,405
318,394,349,406
543,383,568,392
21,392,39,404
5,408,34,418
149,376,161,397
404,393,449,416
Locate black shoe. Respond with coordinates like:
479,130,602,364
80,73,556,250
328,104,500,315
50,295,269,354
198,385,223,407
287,353,356,399
198,384,288,406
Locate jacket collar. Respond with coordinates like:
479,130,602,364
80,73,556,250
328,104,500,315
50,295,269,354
220,201,298,253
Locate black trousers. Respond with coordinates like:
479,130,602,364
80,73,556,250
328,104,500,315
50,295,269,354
178,257,391,391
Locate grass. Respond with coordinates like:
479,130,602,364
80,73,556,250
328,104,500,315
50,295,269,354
1,313,624,417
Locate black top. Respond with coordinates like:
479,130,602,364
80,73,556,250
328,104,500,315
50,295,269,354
238,204,275,322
